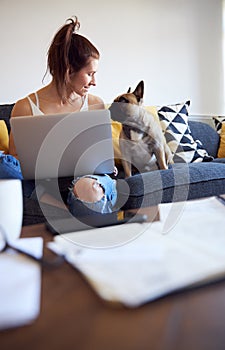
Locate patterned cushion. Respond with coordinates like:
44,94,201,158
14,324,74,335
213,116,225,134
217,122,225,158
157,101,213,163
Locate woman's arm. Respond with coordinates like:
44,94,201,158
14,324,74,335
88,94,105,110
9,98,32,157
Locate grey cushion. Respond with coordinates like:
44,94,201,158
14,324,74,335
118,162,225,209
189,121,220,158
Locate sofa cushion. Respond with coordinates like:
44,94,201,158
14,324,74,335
213,116,225,134
22,197,70,226
118,162,225,209
211,116,225,157
212,157,225,164
188,120,220,158
217,122,225,158
111,119,122,164
0,104,14,133
0,120,9,153
211,116,225,158
157,101,213,163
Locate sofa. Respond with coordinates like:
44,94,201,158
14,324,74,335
1,102,225,226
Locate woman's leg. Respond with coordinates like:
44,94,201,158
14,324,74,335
67,175,117,216
0,152,23,179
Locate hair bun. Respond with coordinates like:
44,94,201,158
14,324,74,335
67,16,80,33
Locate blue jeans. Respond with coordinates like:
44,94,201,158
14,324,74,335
0,152,118,215
0,152,36,198
67,174,118,216
0,152,23,180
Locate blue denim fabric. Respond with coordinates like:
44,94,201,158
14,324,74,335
0,153,37,198
0,152,23,180
67,174,117,216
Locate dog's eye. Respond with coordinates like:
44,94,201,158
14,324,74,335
118,97,129,103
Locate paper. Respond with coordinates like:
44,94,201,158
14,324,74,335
0,237,43,330
48,197,225,307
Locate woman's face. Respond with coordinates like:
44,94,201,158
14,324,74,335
71,58,99,96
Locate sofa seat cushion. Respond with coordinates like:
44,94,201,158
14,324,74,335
118,162,225,209
22,197,70,226
212,158,225,164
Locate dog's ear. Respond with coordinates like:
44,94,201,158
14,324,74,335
132,81,144,102
127,87,131,93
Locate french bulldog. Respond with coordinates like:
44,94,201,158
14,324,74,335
109,80,173,177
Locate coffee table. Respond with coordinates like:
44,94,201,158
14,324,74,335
1,215,225,350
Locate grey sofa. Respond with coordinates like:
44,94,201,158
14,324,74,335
1,104,225,225
118,120,225,209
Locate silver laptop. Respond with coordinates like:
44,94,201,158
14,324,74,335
10,109,115,180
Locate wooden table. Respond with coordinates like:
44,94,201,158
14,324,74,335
1,222,225,350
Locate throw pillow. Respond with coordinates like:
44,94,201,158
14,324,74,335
0,120,9,154
144,105,159,121
217,122,225,158
157,101,213,163
213,116,225,134
111,120,122,164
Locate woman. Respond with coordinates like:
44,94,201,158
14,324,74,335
6,17,117,215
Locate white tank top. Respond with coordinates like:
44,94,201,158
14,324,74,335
27,92,89,116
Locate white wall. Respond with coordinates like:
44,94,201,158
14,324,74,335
0,0,224,115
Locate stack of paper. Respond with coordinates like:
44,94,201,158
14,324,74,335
48,197,225,307
0,237,43,329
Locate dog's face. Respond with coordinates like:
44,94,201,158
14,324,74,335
109,81,144,123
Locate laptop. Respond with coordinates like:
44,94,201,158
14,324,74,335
10,109,115,180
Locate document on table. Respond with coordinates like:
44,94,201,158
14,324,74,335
48,197,225,307
0,237,43,330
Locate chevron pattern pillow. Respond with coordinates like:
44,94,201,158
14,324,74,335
157,101,213,163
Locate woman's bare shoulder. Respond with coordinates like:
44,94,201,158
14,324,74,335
11,96,32,118
88,94,105,110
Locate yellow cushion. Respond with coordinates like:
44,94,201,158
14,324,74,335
144,105,159,121
111,120,122,163
218,122,225,158
0,120,9,154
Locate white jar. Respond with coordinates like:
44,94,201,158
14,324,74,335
0,179,23,241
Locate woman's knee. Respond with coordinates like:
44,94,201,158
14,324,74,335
67,175,118,216
0,153,23,179
73,177,104,202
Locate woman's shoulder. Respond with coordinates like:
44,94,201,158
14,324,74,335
88,94,105,110
11,96,32,118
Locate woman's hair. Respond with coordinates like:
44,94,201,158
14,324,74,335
47,16,100,101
